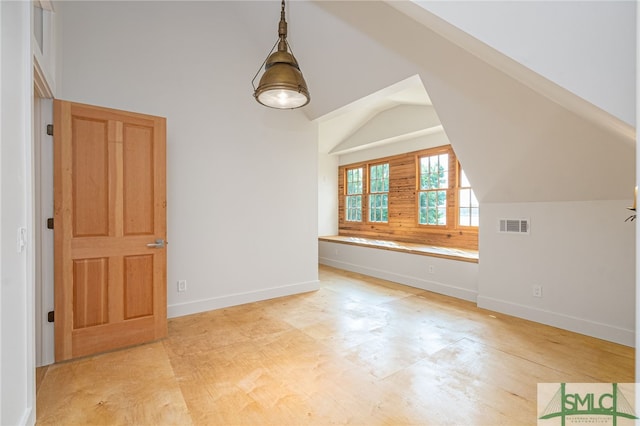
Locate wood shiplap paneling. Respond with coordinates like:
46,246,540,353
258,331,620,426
338,146,478,251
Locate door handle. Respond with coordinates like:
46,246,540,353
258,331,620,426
147,239,166,249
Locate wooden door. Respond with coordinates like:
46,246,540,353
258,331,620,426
53,100,167,362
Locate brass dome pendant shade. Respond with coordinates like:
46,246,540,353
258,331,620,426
252,0,310,109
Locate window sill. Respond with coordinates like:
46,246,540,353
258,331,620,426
319,235,479,263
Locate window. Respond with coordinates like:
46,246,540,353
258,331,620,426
458,169,479,227
338,145,479,251
418,153,448,225
368,163,389,222
345,167,363,221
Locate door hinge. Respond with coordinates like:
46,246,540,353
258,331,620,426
46,124,53,136
47,311,54,323
46,218,54,229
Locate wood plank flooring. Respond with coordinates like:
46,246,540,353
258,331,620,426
36,265,634,425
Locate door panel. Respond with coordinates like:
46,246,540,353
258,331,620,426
72,257,109,329
54,100,167,362
72,117,109,237
122,124,155,235
123,254,154,319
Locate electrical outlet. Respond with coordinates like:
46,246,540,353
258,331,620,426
178,280,187,292
532,285,542,298
428,265,434,274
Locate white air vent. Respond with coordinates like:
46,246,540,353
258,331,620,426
499,218,530,234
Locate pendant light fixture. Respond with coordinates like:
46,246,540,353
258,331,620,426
252,0,310,109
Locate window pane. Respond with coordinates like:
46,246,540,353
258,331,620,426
460,169,471,187
471,209,479,226
439,154,449,188
457,165,479,227
420,153,448,190
347,167,363,195
471,190,479,207
437,207,446,225
418,189,447,226
368,164,389,223
427,191,437,208
460,207,470,226
346,195,362,222
370,164,389,194
419,158,428,190
459,188,470,207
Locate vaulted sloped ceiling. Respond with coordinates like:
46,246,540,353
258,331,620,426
329,105,442,155
305,1,634,204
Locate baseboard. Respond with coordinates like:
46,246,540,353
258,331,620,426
477,295,635,347
319,257,477,302
167,279,320,318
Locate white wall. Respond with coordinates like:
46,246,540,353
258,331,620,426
337,130,450,166
57,1,319,319
417,1,636,127
318,153,338,236
404,3,635,346
1,1,36,424
315,1,635,346
319,241,478,302
478,201,635,346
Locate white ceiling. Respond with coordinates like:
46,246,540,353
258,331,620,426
235,0,634,202
237,1,441,155
315,74,435,154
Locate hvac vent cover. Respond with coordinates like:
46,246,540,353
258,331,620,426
498,218,530,234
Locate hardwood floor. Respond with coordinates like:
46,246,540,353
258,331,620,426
36,265,634,425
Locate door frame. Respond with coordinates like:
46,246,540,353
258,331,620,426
34,54,55,366
34,94,55,367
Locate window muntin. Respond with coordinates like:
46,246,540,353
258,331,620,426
418,153,448,225
368,163,389,223
345,167,363,222
458,169,479,227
